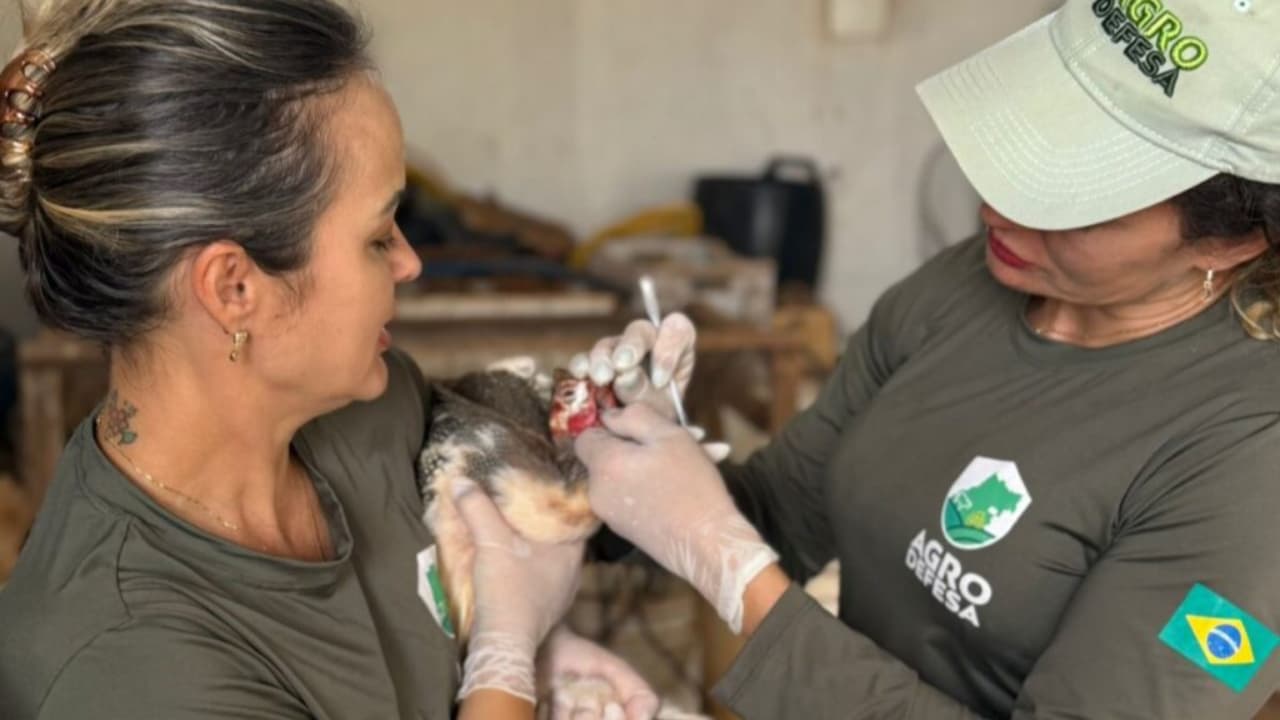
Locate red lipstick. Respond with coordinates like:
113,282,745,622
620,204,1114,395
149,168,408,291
987,230,1032,270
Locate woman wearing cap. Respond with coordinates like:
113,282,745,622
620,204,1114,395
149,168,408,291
573,0,1280,717
0,2,660,719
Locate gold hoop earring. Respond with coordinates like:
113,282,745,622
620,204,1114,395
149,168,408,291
1203,269,1215,302
229,330,249,363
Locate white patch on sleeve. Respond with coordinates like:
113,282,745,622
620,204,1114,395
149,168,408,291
416,545,456,639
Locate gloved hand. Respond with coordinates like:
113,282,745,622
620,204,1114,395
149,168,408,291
574,404,778,634
568,313,696,417
454,480,586,703
568,314,729,463
536,625,660,720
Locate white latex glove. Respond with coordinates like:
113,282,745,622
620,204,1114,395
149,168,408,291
568,313,696,416
454,480,586,703
536,625,660,720
574,404,778,634
568,314,728,463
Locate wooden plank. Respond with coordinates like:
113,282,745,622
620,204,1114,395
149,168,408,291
395,291,617,322
18,366,63,509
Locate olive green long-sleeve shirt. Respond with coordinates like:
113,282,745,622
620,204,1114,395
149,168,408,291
717,237,1280,718
0,350,458,719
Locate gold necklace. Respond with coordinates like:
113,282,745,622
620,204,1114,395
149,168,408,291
96,414,242,532
94,415,327,559
1029,291,1223,346
1031,321,1179,345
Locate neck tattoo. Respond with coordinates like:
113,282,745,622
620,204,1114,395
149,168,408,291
95,391,327,559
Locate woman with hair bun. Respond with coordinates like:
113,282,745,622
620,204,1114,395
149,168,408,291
0,2,656,719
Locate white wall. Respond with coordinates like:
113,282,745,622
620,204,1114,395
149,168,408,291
371,0,1059,330
0,2,36,338
0,0,1059,337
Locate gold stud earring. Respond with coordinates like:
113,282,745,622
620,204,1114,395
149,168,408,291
1203,269,1215,302
229,330,249,362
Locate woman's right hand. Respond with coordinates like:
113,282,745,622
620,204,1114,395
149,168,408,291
454,481,585,705
575,404,778,635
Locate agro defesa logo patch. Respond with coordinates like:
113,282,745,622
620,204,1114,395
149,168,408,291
1090,0,1209,98
940,456,1032,551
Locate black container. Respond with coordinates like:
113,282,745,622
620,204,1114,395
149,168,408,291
693,156,826,291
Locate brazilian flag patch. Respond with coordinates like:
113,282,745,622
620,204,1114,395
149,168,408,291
1158,583,1278,692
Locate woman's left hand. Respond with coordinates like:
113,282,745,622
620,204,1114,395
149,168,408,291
454,481,586,703
568,313,697,417
536,625,660,720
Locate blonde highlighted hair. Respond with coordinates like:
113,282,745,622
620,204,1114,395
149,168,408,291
1172,174,1280,341
0,0,369,345
1231,260,1280,341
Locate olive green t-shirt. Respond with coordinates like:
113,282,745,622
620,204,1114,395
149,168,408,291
717,237,1280,718
0,350,458,719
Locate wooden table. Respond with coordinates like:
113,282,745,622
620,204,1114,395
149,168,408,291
390,314,821,431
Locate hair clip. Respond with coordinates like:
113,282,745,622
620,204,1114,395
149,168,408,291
0,48,56,128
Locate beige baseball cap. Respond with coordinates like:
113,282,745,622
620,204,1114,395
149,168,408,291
918,0,1280,230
